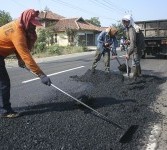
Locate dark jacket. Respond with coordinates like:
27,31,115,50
126,26,143,56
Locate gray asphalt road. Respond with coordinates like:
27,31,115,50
7,52,125,108
1,51,167,150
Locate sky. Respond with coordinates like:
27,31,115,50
1,0,167,27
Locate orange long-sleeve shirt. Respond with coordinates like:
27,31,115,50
0,20,43,76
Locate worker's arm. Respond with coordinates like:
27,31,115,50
12,29,51,86
15,51,26,68
127,27,136,56
11,28,44,76
97,31,106,45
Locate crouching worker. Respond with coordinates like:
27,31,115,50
91,27,118,74
0,9,52,118
122,15,144,79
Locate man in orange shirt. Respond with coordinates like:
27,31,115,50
0,9,52,118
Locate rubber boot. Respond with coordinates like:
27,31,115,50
131,66,138,81
91,67,96,74
105,67,110,74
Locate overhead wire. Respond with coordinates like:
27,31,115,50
90,0,123,14
90,0,128,15
50,0,119,22
11,0,125,25
103,0,128,14
89,0,128,21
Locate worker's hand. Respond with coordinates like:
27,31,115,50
104,43,110,47
39,74,52,86
18,60,26,68
125,40,130,45
125,54,130,60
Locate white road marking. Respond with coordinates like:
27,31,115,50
22,66,85,84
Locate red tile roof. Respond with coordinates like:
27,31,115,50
55,18,79,31
39,10,65,20
99,27,108,31
55,17,102,32
39,11,105,32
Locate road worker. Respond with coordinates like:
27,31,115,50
0,9,52,118
122,15,143,79
91,27,118,74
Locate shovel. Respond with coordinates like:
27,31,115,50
123,58,130,78
115,57,127,73
24,67,138,143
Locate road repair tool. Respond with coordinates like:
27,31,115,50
24,67,138,143
122,58,130,78
113,53,132,80
126,58,129,76
115,56,127,73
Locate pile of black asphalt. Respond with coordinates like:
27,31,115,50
0,69,166,150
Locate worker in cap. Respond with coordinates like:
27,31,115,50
0,9,52,118
122,14,142,79
91,27,118,74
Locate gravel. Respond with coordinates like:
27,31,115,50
0,69,166,150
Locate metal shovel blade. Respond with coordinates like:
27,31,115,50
118,63,127,72
119,125,139,143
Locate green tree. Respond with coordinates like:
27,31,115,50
65,28,77,46
0,10,12,26
34,28,47,53
85,17,101,27
112,22,126,40
35,27,58,53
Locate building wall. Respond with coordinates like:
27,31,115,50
77,31,97,46
57,32,69,46
56,31,100,46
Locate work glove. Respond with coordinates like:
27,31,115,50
18,60,26,68
104,43,110,47
125,40,130,45
39,74,52,86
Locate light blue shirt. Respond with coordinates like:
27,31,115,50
97,31,118,53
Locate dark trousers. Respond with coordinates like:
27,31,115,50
0,56,11,111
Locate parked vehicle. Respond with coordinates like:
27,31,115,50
135,19,167,58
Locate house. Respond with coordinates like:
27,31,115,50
39,10,104,46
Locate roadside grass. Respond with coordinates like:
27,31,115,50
33,45,87,58
6,45,89,60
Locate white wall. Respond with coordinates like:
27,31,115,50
57,32,69,46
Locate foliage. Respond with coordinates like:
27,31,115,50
47,45,87,55
44,6,50,11
34,28,47,53
33,44,87,58
34,26,58,52
112,22,126,40
47,44,62,55
65,28,77,46
0,10,12,26
85,17,101,27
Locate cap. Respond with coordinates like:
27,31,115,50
30,17,42,26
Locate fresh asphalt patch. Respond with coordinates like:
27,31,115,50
0,69,166,150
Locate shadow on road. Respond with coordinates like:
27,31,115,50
16,96,136,117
